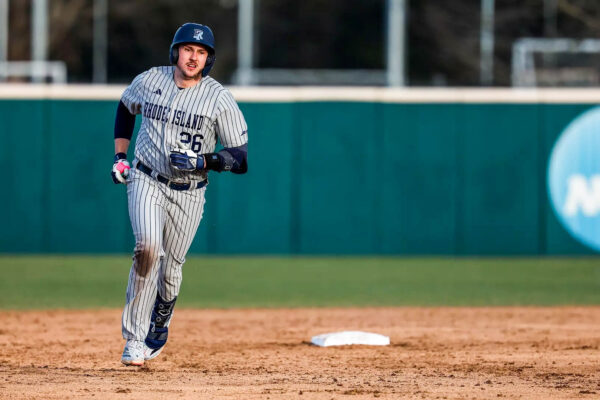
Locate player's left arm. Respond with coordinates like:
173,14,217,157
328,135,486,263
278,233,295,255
204,143,248,174
170,90,248,174
170,143,247,174
210,90,248,174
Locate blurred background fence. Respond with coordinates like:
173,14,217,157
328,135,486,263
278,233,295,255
2,0,600,87
0,86,597,255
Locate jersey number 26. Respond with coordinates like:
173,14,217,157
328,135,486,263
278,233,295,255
179,132,203,153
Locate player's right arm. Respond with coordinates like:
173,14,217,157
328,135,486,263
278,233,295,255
111,72,146,184
111,101,136,184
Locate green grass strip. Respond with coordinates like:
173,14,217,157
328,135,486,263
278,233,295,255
1,255,599,309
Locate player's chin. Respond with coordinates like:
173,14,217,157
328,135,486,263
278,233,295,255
183,69,203,80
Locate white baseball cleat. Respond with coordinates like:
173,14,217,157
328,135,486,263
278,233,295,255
121,339,146,366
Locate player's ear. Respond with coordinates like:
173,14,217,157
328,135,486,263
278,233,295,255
170,46,179,64
202,54,216,77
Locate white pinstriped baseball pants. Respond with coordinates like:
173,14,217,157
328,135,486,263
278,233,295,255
122,168,206,340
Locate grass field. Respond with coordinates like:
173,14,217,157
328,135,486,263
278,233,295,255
1,255,600,309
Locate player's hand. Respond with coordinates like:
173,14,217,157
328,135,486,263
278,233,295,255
170,148,204,171
111,153,130,184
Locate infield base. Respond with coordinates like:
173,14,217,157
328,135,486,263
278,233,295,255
310,330,390,347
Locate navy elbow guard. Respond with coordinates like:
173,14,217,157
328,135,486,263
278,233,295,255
221,145,248,174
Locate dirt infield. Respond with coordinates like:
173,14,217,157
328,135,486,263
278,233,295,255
1,307,599,399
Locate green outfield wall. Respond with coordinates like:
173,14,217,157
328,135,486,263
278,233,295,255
0,87,597,255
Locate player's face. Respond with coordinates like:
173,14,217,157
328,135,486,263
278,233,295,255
176,44,209,80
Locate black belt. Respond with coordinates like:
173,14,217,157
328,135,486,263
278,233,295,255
136,161,207,191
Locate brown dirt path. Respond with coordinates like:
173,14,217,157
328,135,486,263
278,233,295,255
1,307,599,399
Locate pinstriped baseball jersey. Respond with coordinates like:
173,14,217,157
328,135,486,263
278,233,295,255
120,65,248,183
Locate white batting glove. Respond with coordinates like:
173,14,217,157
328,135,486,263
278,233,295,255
111,155,130,184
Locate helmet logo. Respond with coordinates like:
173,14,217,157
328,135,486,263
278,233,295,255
193,29,203,40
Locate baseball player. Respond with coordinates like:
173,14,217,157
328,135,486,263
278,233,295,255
111,22,248,366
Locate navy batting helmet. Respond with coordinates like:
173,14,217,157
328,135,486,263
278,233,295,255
169,23,216,77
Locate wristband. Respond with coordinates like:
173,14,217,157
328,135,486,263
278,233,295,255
203,153,223,171
114,152,127,162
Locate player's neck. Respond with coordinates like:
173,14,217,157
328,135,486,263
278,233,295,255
173,68,202,89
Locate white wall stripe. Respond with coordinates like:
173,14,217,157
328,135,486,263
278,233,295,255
2,83,600,103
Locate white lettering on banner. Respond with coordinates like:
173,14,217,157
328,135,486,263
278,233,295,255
563,174,600,217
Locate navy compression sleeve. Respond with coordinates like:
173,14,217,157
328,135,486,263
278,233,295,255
114,101,136,140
